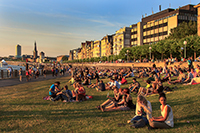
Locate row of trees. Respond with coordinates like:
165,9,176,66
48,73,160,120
65,21,199,63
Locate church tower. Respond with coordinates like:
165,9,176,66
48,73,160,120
33,41,38,61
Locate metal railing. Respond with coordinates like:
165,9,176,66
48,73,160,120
0,70,52,79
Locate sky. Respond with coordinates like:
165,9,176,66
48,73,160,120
0,0,199,57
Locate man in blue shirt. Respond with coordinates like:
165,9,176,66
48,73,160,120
49,81,61,98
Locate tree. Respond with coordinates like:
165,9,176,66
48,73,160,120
61,56,68,61
156,40,166,61
168,21,197,40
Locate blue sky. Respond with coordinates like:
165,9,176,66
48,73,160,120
0,0,199,57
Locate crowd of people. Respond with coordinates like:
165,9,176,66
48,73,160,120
47,58,200,130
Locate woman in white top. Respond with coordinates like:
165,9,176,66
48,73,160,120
128,95,152,128
149,93,174,129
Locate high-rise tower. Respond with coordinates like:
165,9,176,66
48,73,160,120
15,44,21,58
33,41,38,61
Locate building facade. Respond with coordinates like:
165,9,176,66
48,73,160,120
130,4,197,46
101,35,113,57
69,4,197,60
113,27,131,55
93,40,101,58
15,44,21,58
33,41,38,61
69,48,80,60
194,3,200,36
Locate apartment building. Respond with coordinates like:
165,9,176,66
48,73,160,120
93,40,101,58
101,35,113,57
194,3,200,36
85,41,93,59
69,48,80,60
113,27,131,55
69,4,197,60
130,22,143,46
130,4,197,46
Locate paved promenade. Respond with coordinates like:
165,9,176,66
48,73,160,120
0,73,70,87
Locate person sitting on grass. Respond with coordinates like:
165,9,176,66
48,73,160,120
96,80,105,91
183,69,193,84
137,80,153,96
128,95,152,128
119,76,127,85
50,84,72,102
149,93,174,129
129,78,141,93
82,76,90,85
100,88,135,112
152,79,164,94
105,78,120,90
125,68,134,78
62,85,72,102
161,69,171,82
72,82,86,102
68,76,75,85
88,78,99,88
96,87,123,110
168,69,186,85
49,81,61,98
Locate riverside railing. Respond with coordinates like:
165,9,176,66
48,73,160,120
0,69,52,79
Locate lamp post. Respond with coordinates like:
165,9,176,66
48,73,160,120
126,50,129,62
149,46,152,60
183,41,187,58
181,47,184,57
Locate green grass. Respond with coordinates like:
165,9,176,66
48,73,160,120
0,75,200,133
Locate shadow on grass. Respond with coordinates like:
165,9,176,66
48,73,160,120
0,107,132,122
174,114,200,129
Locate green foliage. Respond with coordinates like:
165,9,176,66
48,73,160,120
61,56,68,61
168,21,197,39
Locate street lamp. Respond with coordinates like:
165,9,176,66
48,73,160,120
183,41,187,58
149,46,152,60
181,47,184,57
126,50,129,62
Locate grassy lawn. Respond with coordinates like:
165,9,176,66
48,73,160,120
0,75,200,133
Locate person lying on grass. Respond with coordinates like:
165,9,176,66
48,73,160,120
100,88,135,112
149,93,174,129
96,87,123,110
128,95,152,128
168,69,186,85
184,76,200,85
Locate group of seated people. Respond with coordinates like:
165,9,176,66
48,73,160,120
127,93,174,129
49,81,86,102
47,63,200,130
96,87,135,112
96,86,173,129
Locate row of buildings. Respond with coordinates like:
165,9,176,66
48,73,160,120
69,4,198,61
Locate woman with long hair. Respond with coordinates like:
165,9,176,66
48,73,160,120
149,93,174,129
128,95,152,128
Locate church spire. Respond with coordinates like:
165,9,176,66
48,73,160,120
34,41,37,52
33,41,38,61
